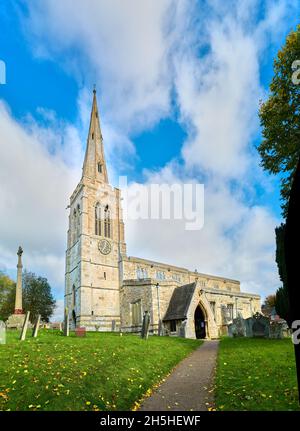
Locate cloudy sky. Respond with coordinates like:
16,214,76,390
0,0,299,320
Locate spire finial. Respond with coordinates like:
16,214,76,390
93,84,96,94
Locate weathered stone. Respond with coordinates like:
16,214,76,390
64,90,262,339
0,321,6,345
32,314,41,338
228,315,247,337
20,311,30,341
141,311,150,339
6,246,26,329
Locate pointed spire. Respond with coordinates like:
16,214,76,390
82,88,108,183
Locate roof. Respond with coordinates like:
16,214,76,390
126,255,240,284
163,282,196,321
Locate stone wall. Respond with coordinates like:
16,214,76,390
122,256,241,293
120,277,260,338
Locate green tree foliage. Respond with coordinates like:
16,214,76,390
275,223,288,287
274,223,290,323
275,285,290,323
0,270,56,323
22,271,56,323
0,272,15,320
257,25,300,217
262,294,276,316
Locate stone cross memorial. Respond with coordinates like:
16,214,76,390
0,320,6,345
20,311,30,341
141,310,150,340
6,246,26,329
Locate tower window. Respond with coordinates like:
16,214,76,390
104,206,111,238
92,132,94,139
95,203,102,236
98,163,102,173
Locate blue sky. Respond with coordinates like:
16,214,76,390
0,0,299,320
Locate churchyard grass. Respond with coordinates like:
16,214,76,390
0,329,201,411
215,337,300,411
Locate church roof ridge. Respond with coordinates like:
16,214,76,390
126,255,240,284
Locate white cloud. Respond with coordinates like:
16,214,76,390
6,0,298,304
51,298,64,322
23,0,174,132
0,101,81,290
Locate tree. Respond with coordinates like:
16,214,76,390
275,285,290,322
22,271,56,323
0,272,15,320
262,294,276,316
274,223,290,322
257,24,300,217
0,270,56,323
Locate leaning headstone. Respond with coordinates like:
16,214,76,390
141,310,150,339
20,311,30,341
63,308,69,336
0,321,6,345
32,314,41,338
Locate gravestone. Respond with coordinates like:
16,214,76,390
0,320,6,345
32,314,41,338
111,320,116,332
269,320,290,339
251,312,270,338
20,311,30,341
221,305,231,325
179,319,187,338
158,319,163,336
228,315,247,337
75,327,86,337
141,310,150,339
63,308,69,337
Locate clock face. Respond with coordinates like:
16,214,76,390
98,239,112,255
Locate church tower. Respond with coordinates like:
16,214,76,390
65,89,126,330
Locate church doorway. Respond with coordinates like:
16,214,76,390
194,305,206,339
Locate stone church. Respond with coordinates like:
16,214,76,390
64,90,261,339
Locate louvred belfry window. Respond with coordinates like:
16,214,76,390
95,203,101,236
104,205,111,238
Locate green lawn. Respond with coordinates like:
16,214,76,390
0,329,201,411
215,337,300,411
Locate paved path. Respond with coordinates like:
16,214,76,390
139,340,219,411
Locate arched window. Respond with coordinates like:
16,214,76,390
104,205,111,238
95,203,101,236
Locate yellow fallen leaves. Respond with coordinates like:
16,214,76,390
131,401,140,411
0,392,9,401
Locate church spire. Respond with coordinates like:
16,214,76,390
82,88,108,183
